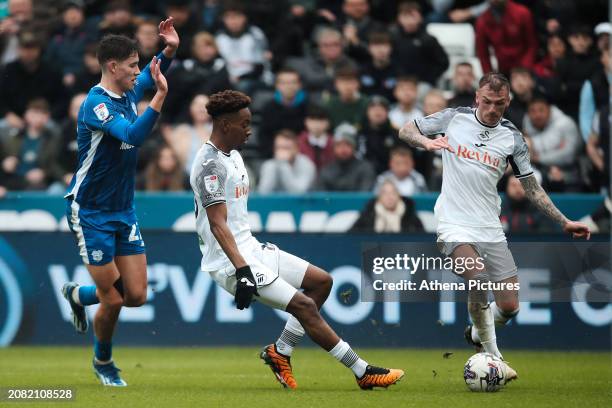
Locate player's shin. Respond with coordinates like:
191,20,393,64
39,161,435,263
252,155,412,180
468,289,502,359
328,340,369,377
275,315,304,357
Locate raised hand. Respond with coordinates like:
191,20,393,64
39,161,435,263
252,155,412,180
150,56,168,94
158,17,179,55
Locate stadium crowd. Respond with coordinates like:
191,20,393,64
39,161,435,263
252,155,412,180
0,0,609,214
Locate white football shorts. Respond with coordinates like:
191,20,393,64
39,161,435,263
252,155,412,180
208,242,309,310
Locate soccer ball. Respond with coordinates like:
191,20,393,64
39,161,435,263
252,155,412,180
463,352,508,392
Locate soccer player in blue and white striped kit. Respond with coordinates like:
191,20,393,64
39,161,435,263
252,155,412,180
60,18,179,387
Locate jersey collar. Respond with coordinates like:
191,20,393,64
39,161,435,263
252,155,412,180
474,109,500,128
207,141,231,157
96,84,125,99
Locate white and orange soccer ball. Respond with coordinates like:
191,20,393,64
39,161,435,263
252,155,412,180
463,352,508,392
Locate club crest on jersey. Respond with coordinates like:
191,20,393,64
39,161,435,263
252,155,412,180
204,175,219,193
93,103,110,121
478,130,491,140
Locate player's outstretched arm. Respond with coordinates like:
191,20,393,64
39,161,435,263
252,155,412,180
519,175,591,239
398,121,454,152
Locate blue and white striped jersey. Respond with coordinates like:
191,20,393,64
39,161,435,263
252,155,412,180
65,53,171,211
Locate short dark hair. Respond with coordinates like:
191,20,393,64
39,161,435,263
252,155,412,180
335,65,359,80
478,72,510,93
275,67,301,80
368,31,391,45
396,75,419,86
97,35,138,66
206,90,251,118
390,146,413,159
26,98,50,113
398,1,421,14
306,104,329,120
528,92,551,107
275,129,298,143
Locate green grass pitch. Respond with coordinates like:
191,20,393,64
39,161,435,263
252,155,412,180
1,347,610,408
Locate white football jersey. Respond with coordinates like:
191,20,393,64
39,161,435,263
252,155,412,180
190,141,257,271
415,107,534,228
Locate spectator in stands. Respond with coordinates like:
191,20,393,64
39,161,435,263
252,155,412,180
475,0,537,76
422,89,448,116
323,66,368,128
358,95,397,174
298,104,335,172
359,31,398,102
579,47,610,142
556,24,601,121
98,1,137,39
448,1,490,23
389,76,422,130
286,26,357,95
448,62,476,108
594,22,610,52
138,145,187,191
166,94,212,174
70,43,101,96
45,0,91,88
373,147,427,197
258,129,316,193
533,34,566,80
0,0,34,65
505,67,543,128
350,179,423,233
523,95,582,191
0,31,66,125
165,0,201,60
46,93,86,193
165,31,231,123
390,1,449,85
316,123,375,191
1,99,57,190
259,67,308,158
215,2,270,93
136,19,161,70
500,175,551,233
585,105,610,192
420,89,448,189
338,0,382,63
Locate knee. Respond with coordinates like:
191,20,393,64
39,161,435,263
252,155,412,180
123,289,147,307
321,273,333,295
291,294,318,320
99,291,124,310
497,301,520,318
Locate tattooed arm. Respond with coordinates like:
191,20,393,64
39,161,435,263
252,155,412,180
398,121,454,152
519,175,591,239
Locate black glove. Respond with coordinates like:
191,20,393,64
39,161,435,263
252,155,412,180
235,265,259,310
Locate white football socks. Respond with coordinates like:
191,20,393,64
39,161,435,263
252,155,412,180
329,340,368,378
468,291,502,359
275,316,304,357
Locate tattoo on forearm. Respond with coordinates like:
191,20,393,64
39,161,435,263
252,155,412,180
398,123,430,149
520,175,568,226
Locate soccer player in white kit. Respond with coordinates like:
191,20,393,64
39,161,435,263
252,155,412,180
398,73,590,380
190,90,404,390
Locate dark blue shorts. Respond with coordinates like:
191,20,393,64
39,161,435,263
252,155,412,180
66,200,146,266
